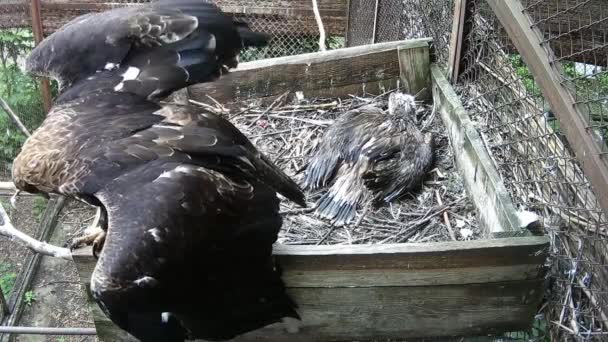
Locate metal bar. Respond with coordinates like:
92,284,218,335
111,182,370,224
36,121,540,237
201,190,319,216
0,288,8,319
486,0,608,218
0,327,96,335
28,0,52,113
0,197,66,342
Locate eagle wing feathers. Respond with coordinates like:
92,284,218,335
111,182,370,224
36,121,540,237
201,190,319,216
91,161,297,341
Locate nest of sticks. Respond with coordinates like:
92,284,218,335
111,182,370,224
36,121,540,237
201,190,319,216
195,90,481,245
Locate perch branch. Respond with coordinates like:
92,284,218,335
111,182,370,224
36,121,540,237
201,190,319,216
0,96,30,137
0,182,15,191
0,201,72,260
311,0,326,51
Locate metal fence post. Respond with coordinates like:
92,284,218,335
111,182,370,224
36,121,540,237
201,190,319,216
29,0,52,113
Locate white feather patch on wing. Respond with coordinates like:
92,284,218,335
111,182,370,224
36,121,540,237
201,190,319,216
114,66,140,91
147,228,162,242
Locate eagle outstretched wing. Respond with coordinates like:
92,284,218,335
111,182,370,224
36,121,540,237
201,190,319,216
91,160,298,341
13,84,305,341
24,0,268,93
13,2,304,339
302,104,385,190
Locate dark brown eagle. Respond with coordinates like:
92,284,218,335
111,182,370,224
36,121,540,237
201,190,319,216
12,1,305,341
302,92,434,226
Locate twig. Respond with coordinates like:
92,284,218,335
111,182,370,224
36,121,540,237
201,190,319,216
435,190,457,240
248,91,290,128
0,201,71,260
251,125,316,138
280,207,316,216
244,114,333,126
281,102,338,110
311,0,326,51
187,99,225,115
0,97,30,137
577,279,608,331
316,223,337,245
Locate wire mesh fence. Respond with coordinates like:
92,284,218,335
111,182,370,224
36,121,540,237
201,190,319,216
0,0,46,181
346,0,454,71
345,0,608,339
455,0,608,340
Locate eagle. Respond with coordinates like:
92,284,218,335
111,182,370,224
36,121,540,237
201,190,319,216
13,1,306,341
302,92,434,226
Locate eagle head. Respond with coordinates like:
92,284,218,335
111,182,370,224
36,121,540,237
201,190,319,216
11,177,49,200
23,44,66,91
388,92,417,118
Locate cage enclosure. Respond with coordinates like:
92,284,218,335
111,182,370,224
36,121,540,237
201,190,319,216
71,38,550,342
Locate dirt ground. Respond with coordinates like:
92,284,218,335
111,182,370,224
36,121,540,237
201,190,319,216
1,196,98,342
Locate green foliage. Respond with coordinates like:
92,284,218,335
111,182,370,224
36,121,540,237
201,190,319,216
23,290,36,306
502,315,550,341
56,338,66,342
509,54,542,97
33,196,48,222
240,35,345,62
0,263,17,297
0,28,47,167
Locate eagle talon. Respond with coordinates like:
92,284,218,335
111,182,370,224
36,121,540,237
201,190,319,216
68,225,106,255
92,231,106,259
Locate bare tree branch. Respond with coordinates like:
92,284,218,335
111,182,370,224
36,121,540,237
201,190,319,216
0,201,72,260
0,96,31,137
311,0,327,51
0,182,15,191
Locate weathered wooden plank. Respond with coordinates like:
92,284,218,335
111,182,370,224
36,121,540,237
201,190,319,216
431,64,537,237
486,0,608,218
447,0,470,82
30,0,53,113
189,38,431,105
74,236,548,287
231,280,544,341
398,44,431,101
72,258,545,342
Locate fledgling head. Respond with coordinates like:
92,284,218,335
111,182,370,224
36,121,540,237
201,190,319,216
388,92,417,117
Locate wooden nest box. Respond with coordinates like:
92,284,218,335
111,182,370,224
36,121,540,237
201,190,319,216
72,38,550,341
